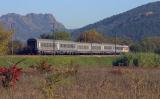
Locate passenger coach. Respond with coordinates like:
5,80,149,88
27,38,129,55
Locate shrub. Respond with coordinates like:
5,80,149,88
112,55,130,67
113,53,160,67
133,58,139,67
154,48,160,55
31,60,52,73
0,60,23,88
41,66,77,98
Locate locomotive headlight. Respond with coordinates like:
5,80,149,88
123,47,129,52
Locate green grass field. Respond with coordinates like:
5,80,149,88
0,55,116,68
1,53,160,68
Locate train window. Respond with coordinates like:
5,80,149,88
41,43,55,48
91,46,101,50
60,44,75,48
116,47,123,50
104,46,112,49
77,45,89,49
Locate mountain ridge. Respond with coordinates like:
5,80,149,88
0,13,66,41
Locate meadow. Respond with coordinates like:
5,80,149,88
0,67,160,99
0,54,160,99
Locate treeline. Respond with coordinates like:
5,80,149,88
40,29,132,45
40,31,71,41
130,37,160,54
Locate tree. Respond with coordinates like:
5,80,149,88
0,24,12,55
8,40,24,54
103,36,133,45
130,43,142,52
76,29,105,43
155,48,160,54
130,37,160,53
40,32,71,41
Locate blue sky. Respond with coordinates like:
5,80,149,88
0,0,158,29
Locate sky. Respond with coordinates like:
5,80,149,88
0,0,158,29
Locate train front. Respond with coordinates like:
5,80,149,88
27,38,38,54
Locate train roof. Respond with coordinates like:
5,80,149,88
37,38,75,43
28,38,129,47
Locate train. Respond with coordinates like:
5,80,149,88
27,38,129,55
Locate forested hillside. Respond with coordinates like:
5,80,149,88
72,1,160,41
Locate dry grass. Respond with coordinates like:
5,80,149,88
0,67,160,99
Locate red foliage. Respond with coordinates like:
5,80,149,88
0,62,23,88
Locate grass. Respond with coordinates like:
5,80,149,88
1,53,160,68
0,54,160,99
0,67,159,99
0,55,116,68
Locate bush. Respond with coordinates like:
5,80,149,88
154,48,160,55
30,60,52,73
133,58,139,67
113,53,160,67
112,56,130,67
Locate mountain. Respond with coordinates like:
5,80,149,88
72,1,160,41
0,13,66,41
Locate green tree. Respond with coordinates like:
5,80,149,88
130,43,142,52
40,32,71,41
0,24,12,55
130,37,160,53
